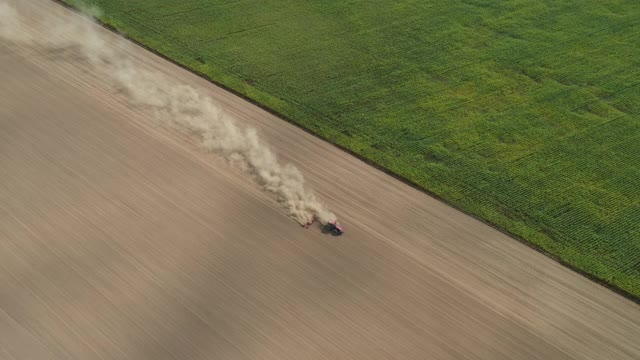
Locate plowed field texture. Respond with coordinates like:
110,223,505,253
62,0,640,298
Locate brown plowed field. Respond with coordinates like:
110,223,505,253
1,1,639,359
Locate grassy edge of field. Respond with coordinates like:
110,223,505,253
54,0,640,303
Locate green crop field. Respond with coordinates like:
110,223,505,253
63,0,640,298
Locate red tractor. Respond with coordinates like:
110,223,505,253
323,220,344,236
303,219,344,236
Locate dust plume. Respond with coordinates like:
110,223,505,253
0,0,336,225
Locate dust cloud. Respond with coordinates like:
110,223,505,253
0,1,336,225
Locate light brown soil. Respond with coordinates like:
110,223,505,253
1,1,639,359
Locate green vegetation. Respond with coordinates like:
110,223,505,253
63,0,640,298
